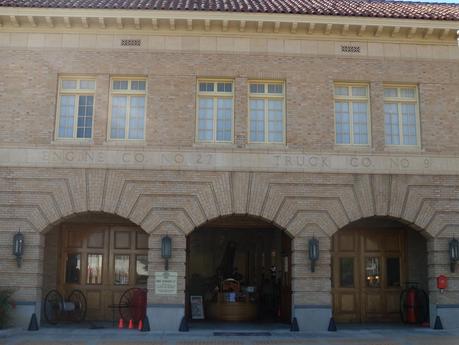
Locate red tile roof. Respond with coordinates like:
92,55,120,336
1,0,459,21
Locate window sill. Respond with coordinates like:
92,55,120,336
333,144,373,152
192,142,237,149
51,139,94,146
383,145,422,153
103,140,147,147
245,143,288,150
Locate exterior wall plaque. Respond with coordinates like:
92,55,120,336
155,271,178,295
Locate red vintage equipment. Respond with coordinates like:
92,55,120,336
437,275,448,291
406,287,417,323
400,282,429,325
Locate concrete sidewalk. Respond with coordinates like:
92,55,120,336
1,325,459,345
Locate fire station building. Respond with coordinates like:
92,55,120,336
1,0,459,332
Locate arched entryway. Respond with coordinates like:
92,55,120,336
42,212,149,322
331,217,428,324
185,215,292,326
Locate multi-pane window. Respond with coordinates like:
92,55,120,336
109,78,146,140
249,81,285,143
196,80,233,143
334,84,370,145
384,86,419,146
56,78,95,139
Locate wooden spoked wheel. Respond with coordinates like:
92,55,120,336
119,288,147,323
67,289,87,323
44,289,63,325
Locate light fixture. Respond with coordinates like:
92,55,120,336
308,237,319,272
13,230,24,267
161,235,172,271
449,238,459,273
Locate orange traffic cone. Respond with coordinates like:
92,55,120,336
118,318,124,329
138,319,143,331
128,319,134,329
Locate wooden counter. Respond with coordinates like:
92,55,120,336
207,301,257,321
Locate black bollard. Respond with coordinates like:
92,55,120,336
140,316,150,332
290,317,299,332
328,317,337,332
434,316,443,330
27,313,39,331
179,316,189,332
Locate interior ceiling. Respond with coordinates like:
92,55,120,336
60,212,133,225
197,215,280,231
343,216,409,229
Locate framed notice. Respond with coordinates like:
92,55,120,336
190,295,205,320
155,271,177,295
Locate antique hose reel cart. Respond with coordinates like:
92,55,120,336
43,289,87,324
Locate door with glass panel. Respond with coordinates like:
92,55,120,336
60,224,148,321
332,226,406,323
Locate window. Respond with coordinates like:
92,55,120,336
334,84,370,145
56,77,95,139
109,78,146,140
136,255,148,285
65,253,81,284
384,86,419,146
114,255,130,285
196,80,233,143
86,254,103,284
248,81,285,143
339,257,354,288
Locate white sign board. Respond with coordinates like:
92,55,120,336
190,295,205,320
155,271,177,295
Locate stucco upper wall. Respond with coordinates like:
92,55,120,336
1,35,459,154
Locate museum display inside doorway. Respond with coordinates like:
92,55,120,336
186,215,292,324
331,217,428,324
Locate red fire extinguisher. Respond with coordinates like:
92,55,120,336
437,275,447,293
406,286,417,324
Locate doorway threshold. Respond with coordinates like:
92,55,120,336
336,323,429,331
214,331,272,336
189,321,290,333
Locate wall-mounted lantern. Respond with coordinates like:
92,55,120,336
449,238,459,273
161,235,172,271
308,237,319,273
13,230,24,268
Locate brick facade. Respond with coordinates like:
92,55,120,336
0,11,459,330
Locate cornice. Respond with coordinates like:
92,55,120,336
1,7,458,42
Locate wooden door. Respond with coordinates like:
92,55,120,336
59,224,149,321
280,233,292,322
332,226,406,323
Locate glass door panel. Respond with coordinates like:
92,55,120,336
339,257,354,288
365,256,381,288
386,257,401,288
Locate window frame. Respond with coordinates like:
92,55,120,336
195,78,234,144
55,76,96,140
108,77,147,141
383,84,421,148
333,82,371,146
247,80,286,145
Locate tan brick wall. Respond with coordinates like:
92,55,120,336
0,48,459,153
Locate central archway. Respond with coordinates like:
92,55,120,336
185,215,292,326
